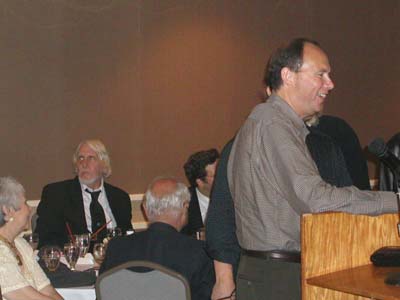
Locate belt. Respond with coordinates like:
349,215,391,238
241,249,301,263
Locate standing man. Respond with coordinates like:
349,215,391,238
228,38,397,299
181,149,219,235
35,139,132,248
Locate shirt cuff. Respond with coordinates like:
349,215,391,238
380,191,398,213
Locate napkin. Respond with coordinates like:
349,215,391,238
60,253,94,266
39,259,96,288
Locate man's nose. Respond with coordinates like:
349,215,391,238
80,158,88,167
325,75,334,90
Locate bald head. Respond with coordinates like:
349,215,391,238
151,178,178,199
143,177,190,230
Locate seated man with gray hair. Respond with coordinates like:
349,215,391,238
35,139,133,248
100,177,215,300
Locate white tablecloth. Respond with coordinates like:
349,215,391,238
56,255,97,300
57,287,95,300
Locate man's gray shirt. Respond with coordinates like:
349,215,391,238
228,94,397,251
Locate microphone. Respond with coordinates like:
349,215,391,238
368,138,400,176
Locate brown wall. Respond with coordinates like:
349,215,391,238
1,0,399,198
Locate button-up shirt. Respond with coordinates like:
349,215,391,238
228,94,397,251
196,188,210,223
81,180,116,232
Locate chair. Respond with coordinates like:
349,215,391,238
95,260,191,300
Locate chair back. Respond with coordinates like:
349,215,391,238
95,260,191,300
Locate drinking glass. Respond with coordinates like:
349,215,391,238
43,246,61,272
195,227,206,241
93,243,106,265
63,243,80,271
73,234,90,257
23,233,39,250
107,227,122,239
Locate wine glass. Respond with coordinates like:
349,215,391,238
74,234,90,257
42,246,61,272
23,233,39,250
107,227,122,239
63,243,79,271
93,243,106,265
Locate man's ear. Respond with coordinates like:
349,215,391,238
266,86,272,96
281,67,295,87
142,203,149,220
195,178,203,188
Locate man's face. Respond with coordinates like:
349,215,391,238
292,43,334,120
197,160,218,197
76,143,104,189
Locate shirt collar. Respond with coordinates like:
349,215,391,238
148,222,178,233
268,94,310,139
195,188,210,203
80,179,104,193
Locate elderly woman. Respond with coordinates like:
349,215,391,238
0,177,63,300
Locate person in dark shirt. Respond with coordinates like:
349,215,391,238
181,149,219,235
100,177,215,300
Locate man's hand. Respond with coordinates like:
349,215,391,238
211,261,236,300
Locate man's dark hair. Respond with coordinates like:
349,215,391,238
184,149,220,187
264,38,320,91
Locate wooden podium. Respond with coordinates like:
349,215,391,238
301,212,400,299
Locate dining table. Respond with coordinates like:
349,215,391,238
43,254,98,300
56,286,95,300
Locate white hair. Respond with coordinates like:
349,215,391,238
72,139,112,178
144,177,190,220
0,177,25,226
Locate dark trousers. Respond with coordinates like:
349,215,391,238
236,253,301,300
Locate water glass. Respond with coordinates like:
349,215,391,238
93,243,107,265
43,246,61,272
63,243,80,271
23,233,39,250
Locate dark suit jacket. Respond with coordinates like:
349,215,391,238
380,132,400,192
316,115,371,190
35,177,132,248
181,186,205,236
100,222,215,300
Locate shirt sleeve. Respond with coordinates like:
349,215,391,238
15,238,51,292
0,243,30,294
31,254,51,291
206,139,241,273
263,121,397,215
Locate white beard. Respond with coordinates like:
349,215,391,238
79,176,102,188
